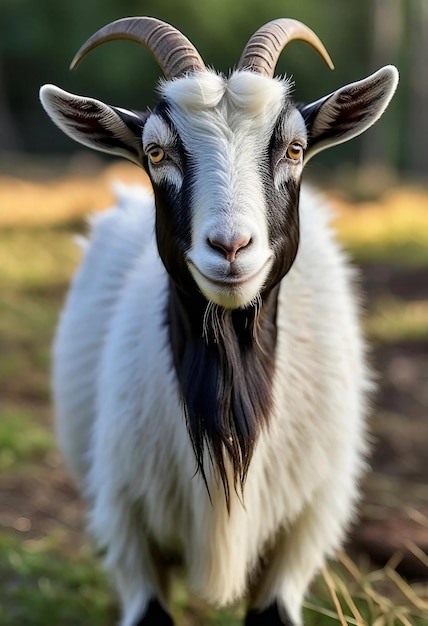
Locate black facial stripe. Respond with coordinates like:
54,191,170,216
260,104,301,290
145,101,195,291
263,173,300,289
149,160,196,302
153,179,192,291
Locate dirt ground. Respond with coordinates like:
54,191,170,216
351,263,428,579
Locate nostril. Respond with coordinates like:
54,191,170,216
207,235,252,262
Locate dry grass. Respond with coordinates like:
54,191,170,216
306,549,428,626
0,161,150,227
331,187,428,241
366,298,428,342
330,187,428,266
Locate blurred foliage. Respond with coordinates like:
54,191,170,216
0,0,425,177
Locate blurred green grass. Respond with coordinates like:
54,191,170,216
0,533,115,626
0,168,427,624
367,298,428,343
331,187,428,268
0,407,54,471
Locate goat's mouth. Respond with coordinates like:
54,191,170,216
187,258,272,308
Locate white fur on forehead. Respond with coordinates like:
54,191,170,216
159,70,291,115
227,71,292,112
159,71,225,109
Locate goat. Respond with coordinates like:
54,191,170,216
40,16,398,626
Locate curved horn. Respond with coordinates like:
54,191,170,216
70,17,206,79
238,18,334,76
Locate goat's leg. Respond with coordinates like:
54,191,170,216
106,540,174,626
245,601,295,625
111,549,173,626
246,478,359,626
107,533,174,626
88,492,173,626
135,598,174,626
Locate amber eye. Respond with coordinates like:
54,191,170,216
148,146,165,164
286,142,303,161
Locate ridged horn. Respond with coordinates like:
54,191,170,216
70,17,206,79
238,18,334,76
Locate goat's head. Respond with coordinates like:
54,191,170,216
40,17,398,310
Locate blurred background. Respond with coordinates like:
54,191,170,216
0,0,427,181
0,1,427,624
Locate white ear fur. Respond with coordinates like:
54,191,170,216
40,84,145,165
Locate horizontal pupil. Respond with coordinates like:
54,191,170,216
289,145,301,158
150,148,164,162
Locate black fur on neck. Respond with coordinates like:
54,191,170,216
168,282,279,508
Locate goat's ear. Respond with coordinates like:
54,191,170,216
300,66,398,163
40,84,147,166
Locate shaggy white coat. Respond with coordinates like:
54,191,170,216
54,179,369,626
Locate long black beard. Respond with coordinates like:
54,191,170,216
168,283,279,508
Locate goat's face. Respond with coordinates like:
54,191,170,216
40,17,398,309
144,72,303,308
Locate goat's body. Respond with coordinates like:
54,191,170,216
54,183,368,626
42,15,397,625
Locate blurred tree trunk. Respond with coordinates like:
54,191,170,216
0,54,22,152
407,0,428,178
359,0,402,172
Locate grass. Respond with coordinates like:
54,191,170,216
1,528,427,625
0,161,427,624
331,187,428,267
308,555,428,626
366,298,428,343
0,227,80,289
0,406,54,471
0,533,116,626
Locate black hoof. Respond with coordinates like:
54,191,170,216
135,598,174,626
245,601,295,626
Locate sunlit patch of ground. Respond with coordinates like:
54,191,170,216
0,161,150,227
